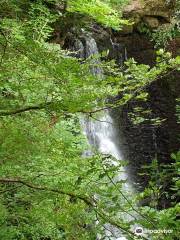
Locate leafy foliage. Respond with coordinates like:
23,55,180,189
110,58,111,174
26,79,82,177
152,0,180,47
137,152,180,240
67,0,129,30
151,21,180,48
0,1,179,240
138,1,180,48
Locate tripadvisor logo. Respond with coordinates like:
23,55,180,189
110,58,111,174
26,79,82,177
134,227,143,236
134,227,173,236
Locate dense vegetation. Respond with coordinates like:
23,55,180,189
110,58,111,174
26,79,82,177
0,1,179,240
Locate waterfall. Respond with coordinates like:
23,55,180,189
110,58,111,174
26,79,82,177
80,36,133,240
82,36,131,183
81,113,130,240
65,33,134,239
82,113,128,182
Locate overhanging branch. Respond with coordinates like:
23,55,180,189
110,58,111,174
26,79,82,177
0,177,93,205
0,177,148,239
0,103,50,116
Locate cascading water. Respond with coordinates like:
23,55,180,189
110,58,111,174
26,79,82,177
80,36,133,240
82,113,128,183
81,113,130,240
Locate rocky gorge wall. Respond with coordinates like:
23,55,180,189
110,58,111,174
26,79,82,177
96,30,180,187
112,35,180,184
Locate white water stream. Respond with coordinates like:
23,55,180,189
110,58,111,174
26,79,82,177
81,113,131,240
82,113,128,182
80,36,133,239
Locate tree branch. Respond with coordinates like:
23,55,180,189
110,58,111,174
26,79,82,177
0,177,147,239
0,103,50,116
0,177,93,205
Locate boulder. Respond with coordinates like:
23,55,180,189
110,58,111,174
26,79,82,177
143,16,160,29
123,0,176,25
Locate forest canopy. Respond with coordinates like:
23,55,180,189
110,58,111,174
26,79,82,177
0,1,179,240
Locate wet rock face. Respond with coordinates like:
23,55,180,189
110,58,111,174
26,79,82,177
117,46,179,188
93,31,180,187
112,33,156,65
111,72,180,188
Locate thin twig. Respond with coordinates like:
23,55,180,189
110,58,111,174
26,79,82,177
103,166,156,228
